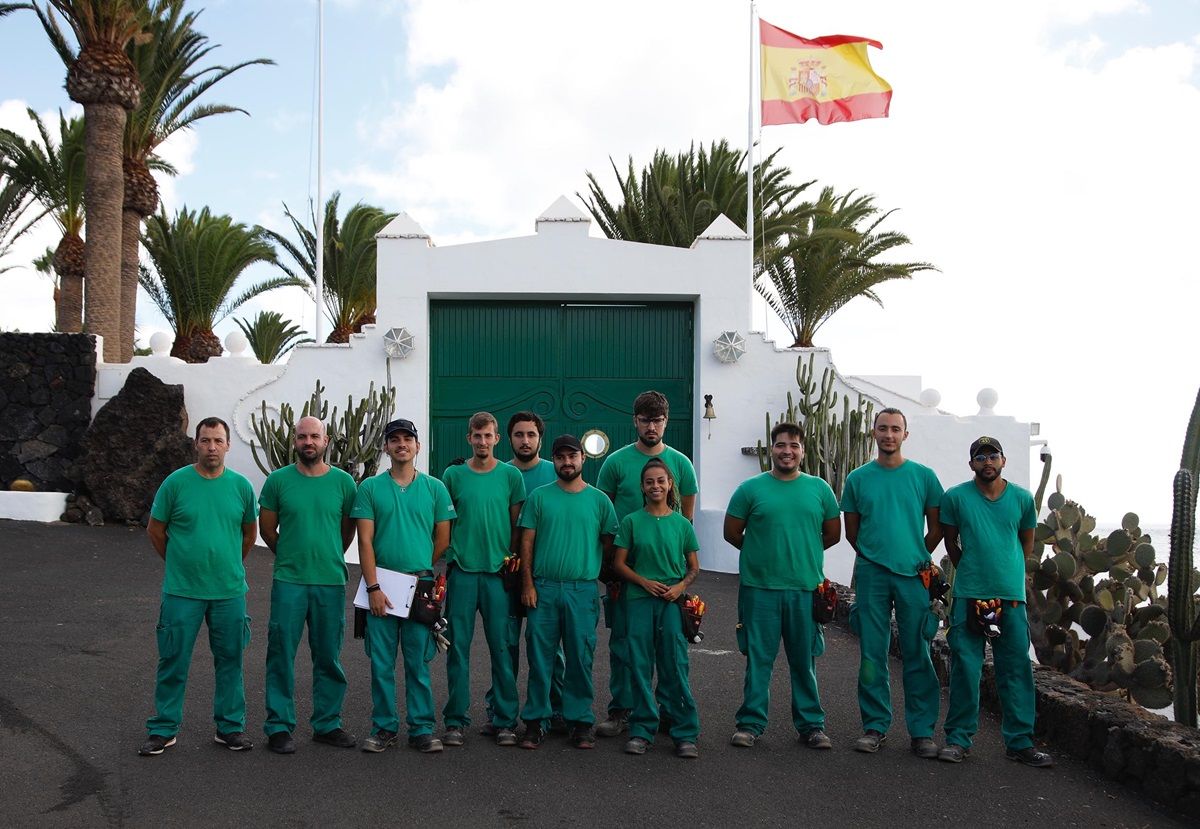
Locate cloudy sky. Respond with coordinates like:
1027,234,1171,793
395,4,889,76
2,0,1197,526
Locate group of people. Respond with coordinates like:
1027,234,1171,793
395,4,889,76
137,390,1053,769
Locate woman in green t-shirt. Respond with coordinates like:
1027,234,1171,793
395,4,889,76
612,458,701,759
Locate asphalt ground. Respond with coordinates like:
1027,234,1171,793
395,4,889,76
0,519,1191,828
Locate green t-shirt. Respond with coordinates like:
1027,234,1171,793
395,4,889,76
939,480,1036,601
150,465,258,600
840,460,944,576
596,443,699,520
351,471,456,573
518,483,619,581
259,464,357,586
726,472,839,591
614,509,699,600
443,461,526,572
512,457,557,494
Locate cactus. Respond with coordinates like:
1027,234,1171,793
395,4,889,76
1025,479,1173,708
757,353,874,498
249,379,397,483
1167,386,1200,726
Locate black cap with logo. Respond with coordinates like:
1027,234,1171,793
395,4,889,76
969,436,1003,458
384,418,419,440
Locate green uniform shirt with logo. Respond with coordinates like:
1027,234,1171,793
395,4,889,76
259,464,358,586
727,472,839,591
150,465,258,600
351,471,456,573
939,480,1036,601
443,461,526,572
840,460,944,576
518,483,619,581
597,443,698,520
512,458,557,494
614,509,699,600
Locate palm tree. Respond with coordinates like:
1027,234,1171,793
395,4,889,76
0,109,87,331
26,0,153,362
234,310,312,364
579,139,814,268
0,174,38,275
119,0,273,361
755,187,937,348
264,192,396,343
138,206,297,362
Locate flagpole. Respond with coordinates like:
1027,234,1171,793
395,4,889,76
747,0,756,333
315,0,325,345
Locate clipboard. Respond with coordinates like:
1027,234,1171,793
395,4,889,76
353,567,420,618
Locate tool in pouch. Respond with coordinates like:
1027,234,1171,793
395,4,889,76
812,578,838,623
677,594,707,643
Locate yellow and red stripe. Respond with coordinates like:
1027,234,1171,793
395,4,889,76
760,20,891,126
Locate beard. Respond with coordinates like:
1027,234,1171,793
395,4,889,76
638,433,662,448
556,465,581,482
298,446,323,466
513,445,538,462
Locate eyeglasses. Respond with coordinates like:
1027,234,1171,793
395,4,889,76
972,453,1002,463
636,416,667,426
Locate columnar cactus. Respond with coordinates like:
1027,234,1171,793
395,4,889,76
1168,386,1200,727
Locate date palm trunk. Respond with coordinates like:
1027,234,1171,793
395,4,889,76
53,231,85,333
81,103,125,361
120,158,157,361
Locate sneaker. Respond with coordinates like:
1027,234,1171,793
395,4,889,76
569,724,596,749
495,728,518,747
313,728,357,748
442,727,465,747
479,720,499,737
624,736,650,755
1006,746,1054,768
138,734,176,756
938,743,969,763
267,731,295,754
409,734,444,753
911,737,938,759
729,730,756,748
549,713,570,734
214,731,253,751
361,730,397,753
519,723,545,750
853,730,885,753
595,710,629,737
674,741,699,759
802,729,832,750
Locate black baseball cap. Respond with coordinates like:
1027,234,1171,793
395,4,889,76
969,436,1003,458
384,418,419,440
551,434,583,456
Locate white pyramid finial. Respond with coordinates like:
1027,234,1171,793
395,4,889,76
693,214,748,245
377,212,430,240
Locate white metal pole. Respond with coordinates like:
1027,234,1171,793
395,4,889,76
747,1,757,332
315,0,325,344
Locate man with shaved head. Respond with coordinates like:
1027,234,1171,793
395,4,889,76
258,416,360,754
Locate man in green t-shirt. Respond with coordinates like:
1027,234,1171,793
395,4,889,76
841,408,944,758
517,434,619,750
352,418,455,754
938,436,1053,768
138,417,258,757
595,390,698,738
724,422,841,750
441,412,526,748
259,415,359,754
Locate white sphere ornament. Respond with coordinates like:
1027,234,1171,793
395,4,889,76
149,332,171,356
383,327,415,359
976,387,999,415
919,388,941,408
224,330,249,357
713,330,746,364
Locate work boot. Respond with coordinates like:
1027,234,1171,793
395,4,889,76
214,731,254,751
910,737,938,759
313,728,357,748
595,710,629,738
853,730,885,753
267,731,295,754
1006,746,1054,768
361,730,397,753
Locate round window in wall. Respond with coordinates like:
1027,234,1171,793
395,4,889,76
581,429,610,459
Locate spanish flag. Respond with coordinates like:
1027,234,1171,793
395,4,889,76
760,20,891,126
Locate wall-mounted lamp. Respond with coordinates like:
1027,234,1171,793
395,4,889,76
383,327,415,359
712,330,746,364
703,394,716,439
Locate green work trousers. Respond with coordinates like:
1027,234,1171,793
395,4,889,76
146,593,250,737
264,581,348,736
444,568,518,729
521,579,599,726
850,557,940,738
944,597,1036,751
490,617,566,720
364,612,436,737
624,597,700,742
735,585,825,735
605,594,633,713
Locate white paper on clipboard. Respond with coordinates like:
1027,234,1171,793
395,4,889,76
353,567,420,618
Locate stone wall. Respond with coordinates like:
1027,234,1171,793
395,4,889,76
0,333,95,492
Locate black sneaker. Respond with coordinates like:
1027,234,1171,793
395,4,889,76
569,724,596,749
408,734,444,753
519,723,545,750
595,710,628,737
138,734,176,756
214,731,254,751
1006,746,1054,768
362,730,397,753
267,731,295,754
674,741,699,759
313,728,357,748
442,727,465,747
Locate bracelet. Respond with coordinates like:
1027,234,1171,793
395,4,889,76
366,583,381,593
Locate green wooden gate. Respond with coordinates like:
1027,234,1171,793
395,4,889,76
429,301,694,484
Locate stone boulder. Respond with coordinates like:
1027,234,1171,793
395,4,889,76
78,368,195,522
